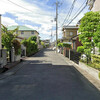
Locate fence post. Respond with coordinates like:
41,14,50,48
11,47,15,62
69,49,70,60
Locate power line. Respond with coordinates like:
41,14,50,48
7,0,50,16
60,0,77,27
65,2,88,27
63,0,77,25
64,0,87,25
59,0,88,28
8,0,33,12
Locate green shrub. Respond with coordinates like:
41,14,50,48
77,46,84,54
28,36,37,42
62,43,71,49
46,44,49,47
99,72,100,79
41,42,45,48
57,43,63,47
21,38,38,56
91,55,100,69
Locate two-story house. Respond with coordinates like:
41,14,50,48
62,26,78,42
7,25,39,43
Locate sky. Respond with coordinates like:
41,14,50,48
0,0,90,40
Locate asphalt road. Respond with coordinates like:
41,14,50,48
0,48,100,100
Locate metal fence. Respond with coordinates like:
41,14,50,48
66,49,81,64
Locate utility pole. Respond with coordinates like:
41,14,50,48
55,0,59,53
51,20,53,44
0,14,2,49
51,29,52,43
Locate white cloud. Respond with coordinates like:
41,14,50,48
0,0,89,40
2,16,18,26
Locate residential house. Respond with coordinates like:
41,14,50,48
67,0,100,51
42,39,50,46
70,35,82,51
88,0,100,11
62,26,78,42
7,25,39,43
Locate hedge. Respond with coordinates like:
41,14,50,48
91,55,100,69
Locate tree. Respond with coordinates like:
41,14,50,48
77,46,84,54
28,36,37,42
12,39,21,55
41,41,45,48
1,25,18,50
93,25,100,54
57,43,63,48
21,37,38,56
78,11,100,64
1,25,18,61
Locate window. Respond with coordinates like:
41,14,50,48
21,31,24,34
31,31,34,34
70,32,73,36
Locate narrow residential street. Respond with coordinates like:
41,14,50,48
0,48,100,100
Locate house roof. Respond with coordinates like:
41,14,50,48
62,26,78,31
63,25,79,29
7,25,35,31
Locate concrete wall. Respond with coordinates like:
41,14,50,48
14,55,21,62
0,49,7,68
